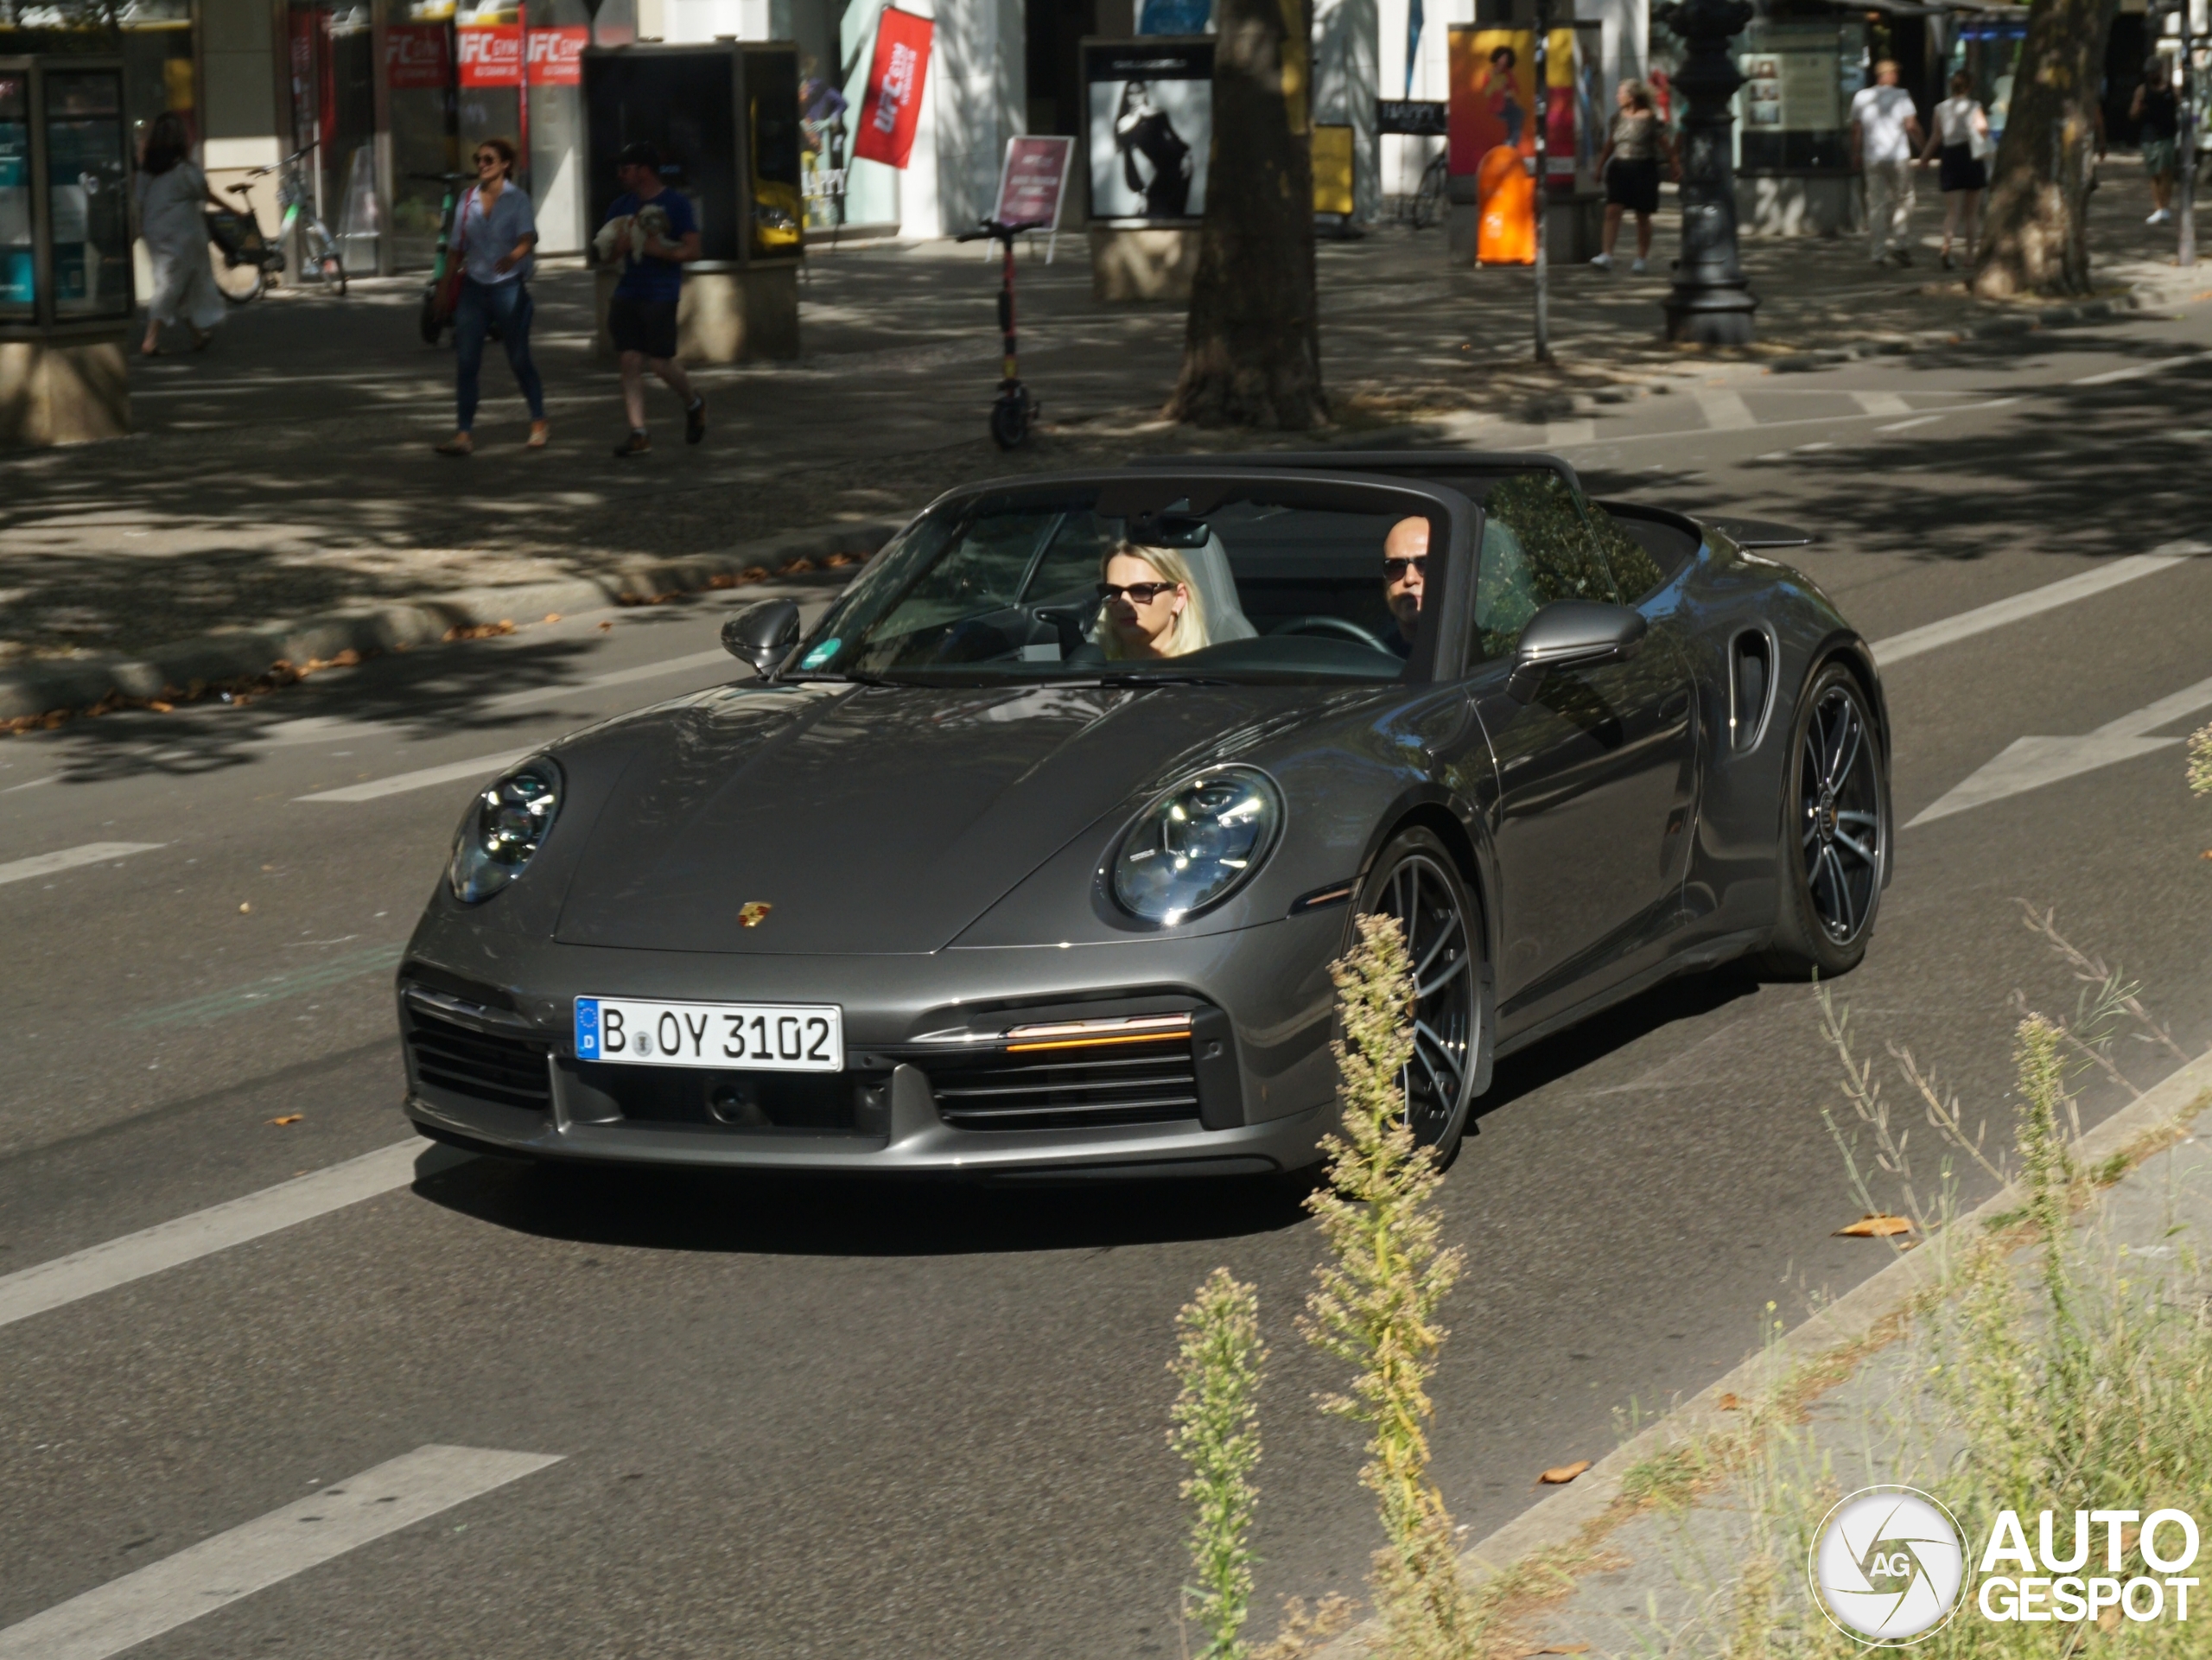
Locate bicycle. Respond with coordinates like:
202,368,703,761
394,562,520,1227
206,142,346,304
1407,149,1448,230
411,169,473,345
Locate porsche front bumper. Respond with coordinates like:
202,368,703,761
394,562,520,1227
396,919,1344,1179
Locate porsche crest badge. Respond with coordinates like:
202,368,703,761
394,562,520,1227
737,902,772,929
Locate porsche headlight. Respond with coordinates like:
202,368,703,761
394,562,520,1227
448,761,561,904
1111,766,1283,925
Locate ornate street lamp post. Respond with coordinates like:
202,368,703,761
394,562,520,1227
1655,0,1758,344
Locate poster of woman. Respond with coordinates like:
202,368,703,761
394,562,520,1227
1084,41,1213,221
1446,29,1536,175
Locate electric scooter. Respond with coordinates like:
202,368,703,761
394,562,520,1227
954,217,1046,449
412,169,473,345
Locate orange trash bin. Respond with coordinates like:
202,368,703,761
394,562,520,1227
1475,143,1535,265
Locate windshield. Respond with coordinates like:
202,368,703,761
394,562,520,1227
788,482,1448,685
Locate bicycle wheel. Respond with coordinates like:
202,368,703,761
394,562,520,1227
1413,156,1448,231
211,245,264,305
308,224,346,296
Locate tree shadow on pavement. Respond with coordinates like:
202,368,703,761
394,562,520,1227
1585,349,2212,564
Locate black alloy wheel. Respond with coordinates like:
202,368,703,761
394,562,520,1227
1358,827,1482,1165
1758,662,1887,979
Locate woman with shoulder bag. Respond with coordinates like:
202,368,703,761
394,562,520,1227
435,137,549,455
1919,71,1991,270
134,111,229,355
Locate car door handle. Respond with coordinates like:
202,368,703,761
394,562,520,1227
1659,689,1691,722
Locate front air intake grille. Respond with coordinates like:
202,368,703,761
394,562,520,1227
405,1008,551,1111
920,1033,1200,1132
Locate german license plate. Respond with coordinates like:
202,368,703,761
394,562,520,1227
573,997,843,1072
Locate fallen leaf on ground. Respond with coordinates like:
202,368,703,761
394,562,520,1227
1538,1460,1592,1485
543,613,561,624
1834,1213,1913,1237
1526,1645,1591,1656
269,1114,302,1126
598,620,614,632
1716,1392,1741,1410
238,902,251,914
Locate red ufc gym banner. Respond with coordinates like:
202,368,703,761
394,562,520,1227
385,22,449,90
528,26,588,86
854,7,932,169
457,25,523,88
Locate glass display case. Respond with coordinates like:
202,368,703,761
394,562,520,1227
0,56,133,331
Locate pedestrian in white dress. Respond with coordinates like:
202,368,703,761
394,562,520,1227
134,111,227,355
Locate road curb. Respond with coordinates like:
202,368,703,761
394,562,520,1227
0,518,907,724
1764,289,2152,372
1311,1047,2212,1659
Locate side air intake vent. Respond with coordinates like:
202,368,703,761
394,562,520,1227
1730,631,1773,752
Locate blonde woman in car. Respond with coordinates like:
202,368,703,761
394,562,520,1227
1097,544,1211,660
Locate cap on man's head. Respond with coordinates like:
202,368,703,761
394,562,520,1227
616,140,661,170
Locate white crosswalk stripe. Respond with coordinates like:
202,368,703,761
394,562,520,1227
0,843,166,887
1694,389,1758,429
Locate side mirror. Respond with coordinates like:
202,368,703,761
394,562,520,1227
1506,601,1647,703
721,599,802,678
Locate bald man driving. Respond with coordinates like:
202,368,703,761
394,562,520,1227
1381,516,1427,658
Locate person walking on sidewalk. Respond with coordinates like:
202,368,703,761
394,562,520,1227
133,112,228,356
1918,71,1989,270
1591,80,1677,274
2134,61,2182,226
433,137,548,456
598,141,705,458
1851,60,1924,266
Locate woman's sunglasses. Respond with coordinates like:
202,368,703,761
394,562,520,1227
474,153,503,168
1382,556,1427,580
1097,581,1179,604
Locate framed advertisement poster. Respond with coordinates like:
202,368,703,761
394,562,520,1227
993,133,1075,260
1083,38,1212,225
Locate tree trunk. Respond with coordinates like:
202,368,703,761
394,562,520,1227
1972,0,2118,299
1165,0,1329,429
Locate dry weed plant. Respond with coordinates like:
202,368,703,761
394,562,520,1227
1300,913,1481,1660
1614,907,2212,1658
1169,1268,1269,1660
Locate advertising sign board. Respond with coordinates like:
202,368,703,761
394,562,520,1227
530,26,589,86
386,23,451,91
994,134,1073,232
458,25,524,88
1084,38,1212,223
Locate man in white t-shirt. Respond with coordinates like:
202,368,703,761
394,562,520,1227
1850,60,1925,264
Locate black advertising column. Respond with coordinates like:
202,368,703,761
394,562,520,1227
1656,0,1758,344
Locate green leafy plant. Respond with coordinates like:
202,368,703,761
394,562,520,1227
1170,1267,1268,1660
1300,912,1477,1660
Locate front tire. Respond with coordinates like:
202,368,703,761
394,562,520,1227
1355,827,1484,1167
988,387,1033,449
1756,661,1888,980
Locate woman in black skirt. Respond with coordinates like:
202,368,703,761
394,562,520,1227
1592,80,1678,274
1919,71,1990,270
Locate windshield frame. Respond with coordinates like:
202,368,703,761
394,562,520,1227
779,468,1481,689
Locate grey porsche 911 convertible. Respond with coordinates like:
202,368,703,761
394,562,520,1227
396,451,1890,1177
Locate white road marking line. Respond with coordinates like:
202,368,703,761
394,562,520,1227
1909,673,2212,825
1868,541,2212,666
1876,413,1944,432
2071,354,2202,385
0,774,58,793
1850,391,1912,417
487,646,734,712
1694,389,1758,429
1550,400,2018,447
0,842,166,888
1543,417,1597,446
0,1445,563,1660
0,1141,423,1332
294,750,529,803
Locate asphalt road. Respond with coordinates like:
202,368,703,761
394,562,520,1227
4,304,2212,1659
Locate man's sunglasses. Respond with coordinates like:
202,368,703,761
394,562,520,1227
1382,556,1428,580
1097,581,1180,604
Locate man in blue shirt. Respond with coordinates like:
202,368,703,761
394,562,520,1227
601,141,705,457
